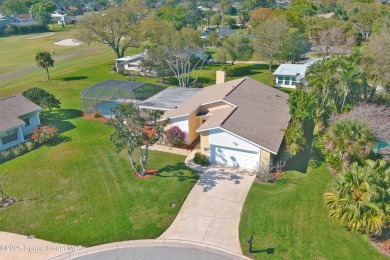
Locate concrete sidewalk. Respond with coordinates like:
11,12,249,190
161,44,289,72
159,152,256,254
0,231,76,260
147,144,192,156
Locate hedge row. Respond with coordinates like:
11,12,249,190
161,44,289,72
4,24,49,35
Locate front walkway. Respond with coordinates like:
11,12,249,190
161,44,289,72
159,151,256,254
147,144,192,156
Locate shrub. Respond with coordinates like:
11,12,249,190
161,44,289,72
13,143,28,156
0,143,30,163
165,126,186,147
31,125,58,144
4,24,48,35
193,152,210,166
0,150,12,162
93,111,102,118
25,141,35,151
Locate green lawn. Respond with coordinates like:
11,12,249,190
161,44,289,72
0,29,199,246
0,112,198,246
239,165,386,259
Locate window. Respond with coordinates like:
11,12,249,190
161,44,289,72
291,76,297,86
277,76,284,84
23,118,30,126
284,77,291,86
0,129,18,145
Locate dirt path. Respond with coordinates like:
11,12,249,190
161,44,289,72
0,46,107,83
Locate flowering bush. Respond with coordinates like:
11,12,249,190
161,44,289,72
31,125,58,144
165,126,186,147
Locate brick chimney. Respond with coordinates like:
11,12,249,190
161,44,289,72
216,69,226,84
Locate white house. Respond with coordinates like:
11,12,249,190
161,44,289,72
115,51,147,72
161,71,291,169
273,58,322,88
0,95,42,151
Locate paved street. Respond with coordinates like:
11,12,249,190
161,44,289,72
74,246,229,260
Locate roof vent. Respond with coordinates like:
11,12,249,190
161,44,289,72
275,94,280,97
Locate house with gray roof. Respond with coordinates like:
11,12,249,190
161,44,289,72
162,71,291,169
272,58,323,88
0,95,42,151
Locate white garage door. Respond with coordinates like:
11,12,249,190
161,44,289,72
210,145,259,169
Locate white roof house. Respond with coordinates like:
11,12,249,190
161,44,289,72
115,51,147,72
273,58,323,88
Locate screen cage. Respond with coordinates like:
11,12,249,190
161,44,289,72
81,80,162,117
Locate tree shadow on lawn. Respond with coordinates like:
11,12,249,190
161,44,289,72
285,121,315,174
39,109,81,143
157,162,198,183
41,109,82,121
61,76,88,81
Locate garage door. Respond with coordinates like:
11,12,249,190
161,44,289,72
210,145,259,169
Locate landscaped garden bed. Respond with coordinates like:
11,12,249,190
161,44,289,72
134,169,159,179
371,227,390,257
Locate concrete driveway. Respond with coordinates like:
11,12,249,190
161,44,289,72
159,163,256,254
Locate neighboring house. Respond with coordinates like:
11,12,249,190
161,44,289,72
217,28,235,37
115,52,147,72
162,71,291,169
0,95,42,151
51,12,66,25
11,14,36,25
273,58,322,88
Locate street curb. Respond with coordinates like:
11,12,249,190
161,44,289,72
49,239,251,260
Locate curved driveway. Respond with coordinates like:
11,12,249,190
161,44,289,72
159,157,256,255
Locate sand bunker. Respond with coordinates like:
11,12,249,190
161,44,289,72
54,39,83,46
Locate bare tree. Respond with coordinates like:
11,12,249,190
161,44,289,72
332,103,390,145
315,27,355,55
362,29,390,100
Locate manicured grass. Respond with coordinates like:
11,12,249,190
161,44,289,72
239,165,386,259
0,112,198,246
0,29,198,246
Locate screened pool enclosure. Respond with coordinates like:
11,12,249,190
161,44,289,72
81,80,163,117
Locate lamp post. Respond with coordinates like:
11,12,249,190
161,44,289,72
248,235,253,253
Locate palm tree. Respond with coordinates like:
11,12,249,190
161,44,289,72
285,122,306,156
334,52,365,112
35,51,54,80
323,119,376,169
324,160,390,235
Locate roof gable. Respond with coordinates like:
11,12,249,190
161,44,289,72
0,95,42,132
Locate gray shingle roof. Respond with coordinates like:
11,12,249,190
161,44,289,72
163,78,291,154
221,78,291,154
0,95,42,132
163,78,245,119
